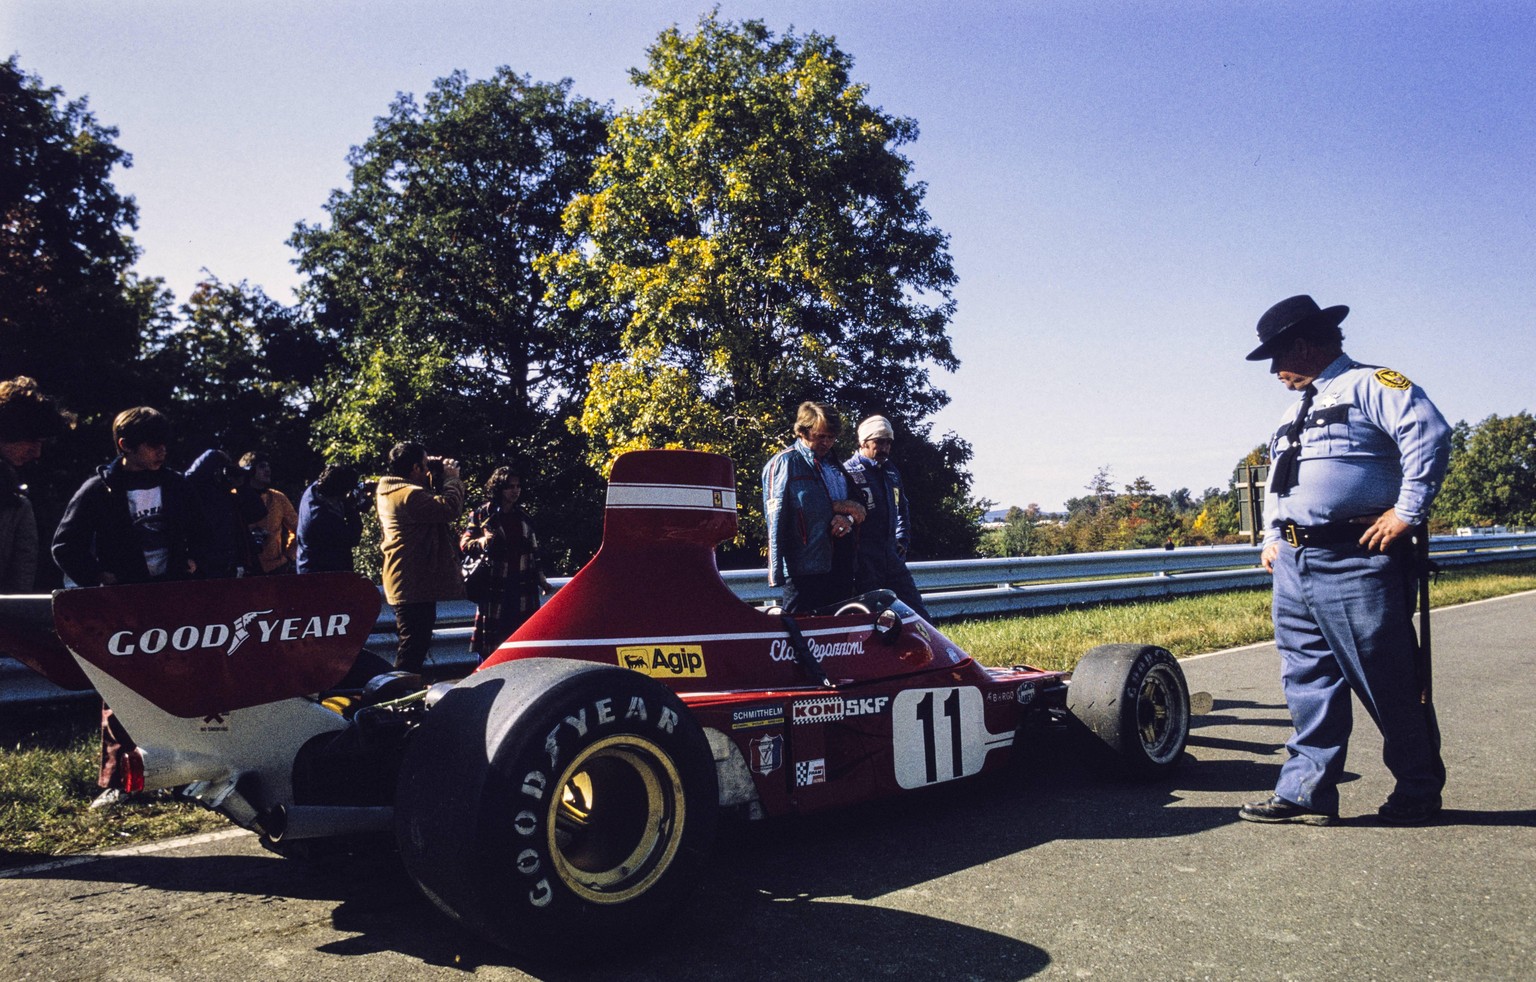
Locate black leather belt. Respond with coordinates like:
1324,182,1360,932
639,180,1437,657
1280,520,1368,548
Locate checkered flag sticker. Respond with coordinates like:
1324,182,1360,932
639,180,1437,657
795,758,826,787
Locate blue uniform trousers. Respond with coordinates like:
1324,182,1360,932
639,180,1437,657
1271,540,1444,812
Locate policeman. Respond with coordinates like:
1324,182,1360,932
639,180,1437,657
1238,295,1450,827
843,415,931,619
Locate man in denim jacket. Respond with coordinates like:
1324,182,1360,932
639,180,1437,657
762,402,865,613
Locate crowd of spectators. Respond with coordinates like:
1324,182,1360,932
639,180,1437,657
0,377,555,808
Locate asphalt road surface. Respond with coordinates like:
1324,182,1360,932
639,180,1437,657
4,591,1533,981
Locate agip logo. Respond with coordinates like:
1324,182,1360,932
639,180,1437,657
617,644,707,678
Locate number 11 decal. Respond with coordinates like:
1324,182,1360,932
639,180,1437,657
891,686,991,789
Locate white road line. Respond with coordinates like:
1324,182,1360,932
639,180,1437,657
0,826,250,878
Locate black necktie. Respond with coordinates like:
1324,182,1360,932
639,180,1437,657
1270,384,1316,496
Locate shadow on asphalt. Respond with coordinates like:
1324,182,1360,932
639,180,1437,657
4,749,1255,979
1193,697,1294,729
15,748,1531,978
1424,808,1536,828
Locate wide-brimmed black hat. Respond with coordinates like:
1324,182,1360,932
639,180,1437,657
1245,295,1349,361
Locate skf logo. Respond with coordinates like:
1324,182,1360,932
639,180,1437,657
843,696,890,717
617,644,707,678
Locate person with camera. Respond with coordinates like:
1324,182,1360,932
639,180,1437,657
375,442,466,673
296,463,366,574
459,465,552,660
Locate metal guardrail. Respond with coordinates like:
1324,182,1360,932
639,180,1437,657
6,532,1534,706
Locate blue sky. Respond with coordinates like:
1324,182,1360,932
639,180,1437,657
8,1,1534,510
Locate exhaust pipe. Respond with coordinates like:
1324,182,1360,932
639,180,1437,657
264,804,394,842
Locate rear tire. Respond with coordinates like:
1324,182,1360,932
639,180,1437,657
1066,644,1190,777
395,658,718,955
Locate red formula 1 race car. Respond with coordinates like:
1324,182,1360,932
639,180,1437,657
14,449,1195,955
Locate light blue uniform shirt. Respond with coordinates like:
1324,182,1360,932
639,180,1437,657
1262,353,1451,546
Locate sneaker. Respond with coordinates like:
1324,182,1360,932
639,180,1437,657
1238,795,1336,826
89,787,128,810
1377,796,1442,826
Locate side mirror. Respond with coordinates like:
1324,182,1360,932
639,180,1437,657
874,607,903,642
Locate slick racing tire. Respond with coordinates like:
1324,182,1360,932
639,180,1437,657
1066,644,1190,777
395,658,718,955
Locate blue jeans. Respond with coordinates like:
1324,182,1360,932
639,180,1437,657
1271,541,1443,812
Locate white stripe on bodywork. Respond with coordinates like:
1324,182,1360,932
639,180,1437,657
606,482,736,511
495,617,916,652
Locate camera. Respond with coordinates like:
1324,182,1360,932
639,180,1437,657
348,481,377,511
425,456,460,489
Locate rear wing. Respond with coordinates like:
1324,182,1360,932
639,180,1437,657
47,572,381,717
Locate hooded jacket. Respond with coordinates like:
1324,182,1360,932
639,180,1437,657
52,457,206,587
184,450,266,577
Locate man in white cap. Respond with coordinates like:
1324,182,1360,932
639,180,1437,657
843,415,930,619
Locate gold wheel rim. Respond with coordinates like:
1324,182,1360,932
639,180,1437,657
545,734,686,904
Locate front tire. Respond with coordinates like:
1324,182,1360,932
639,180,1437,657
395,658,718,954
1066,644,1190,777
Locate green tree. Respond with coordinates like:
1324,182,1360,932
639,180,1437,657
1,56,145,406
542,14,970,561
1107,476,1181,549
290,69,613,569
1437,412,1536,529
1189,485,1240,543
141,275,328,493
981,503,1046,558
0,56,172,570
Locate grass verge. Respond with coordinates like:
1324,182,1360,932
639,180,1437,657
939,557,1536,670
0,705,228,870
2,558,1532,866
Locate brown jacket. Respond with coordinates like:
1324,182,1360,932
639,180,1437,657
375,474,467,605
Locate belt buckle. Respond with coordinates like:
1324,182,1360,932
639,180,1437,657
1283,524,1301,547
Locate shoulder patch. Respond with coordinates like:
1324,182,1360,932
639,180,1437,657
1374,369,1412,390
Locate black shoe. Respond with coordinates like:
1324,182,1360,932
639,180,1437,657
1238,795,1336,826
1377,796,1442,826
